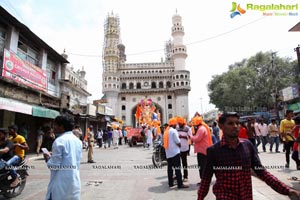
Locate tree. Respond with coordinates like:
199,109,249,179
208,51,296,112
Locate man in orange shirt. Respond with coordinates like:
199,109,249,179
7,125,29,187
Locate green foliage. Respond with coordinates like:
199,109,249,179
208,51,297,112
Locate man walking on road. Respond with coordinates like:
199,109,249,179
189,116,212,184
87,126,95,163
163,118,188,189
197,112,300,200
280,110,295,168
257,118,268,152
44,115,82,200
177,116,192,182
268,119,280,153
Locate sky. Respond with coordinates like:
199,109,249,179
1,0,300,118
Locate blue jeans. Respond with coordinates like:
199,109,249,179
6,155,21,179
269,136,280,152
108,138,112,147
0,159,6,170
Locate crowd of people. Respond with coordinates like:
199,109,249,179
237,109,300,170
2,110,300,199
159,111,300,199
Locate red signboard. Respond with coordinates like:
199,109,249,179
2,49,47,92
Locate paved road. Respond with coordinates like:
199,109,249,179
2,142,300,200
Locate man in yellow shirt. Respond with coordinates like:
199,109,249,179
280,110,295,168
7,125,29,187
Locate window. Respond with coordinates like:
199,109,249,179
159,82,164,88
151,82,156,89
17,37,39,66
166,81,171,88
168,104,172,109
121,83,126,89
129,82,134,89
122,105,126,110
121,97,126,101
122,115,126,121
168,95,172,99
132,98,136,102
47,59,57,85
168,114,173,119
0,27,6,59
137,82,141,89
157,97,161,101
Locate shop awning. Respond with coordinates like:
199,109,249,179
32,106,60,119
0,97,32,115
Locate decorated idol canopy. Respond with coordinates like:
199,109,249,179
135,98,161,127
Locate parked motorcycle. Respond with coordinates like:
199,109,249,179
0,158,29,198
152,139,167,168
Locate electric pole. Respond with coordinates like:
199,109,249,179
271,52,280,120
294,45,300,84
295,45,300,70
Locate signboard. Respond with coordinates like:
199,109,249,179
281,84,299,102
97,104,106,115
87,104,96,116
287,102,300,112
2,49,47,92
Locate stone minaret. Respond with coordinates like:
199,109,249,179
171,12,190,119
102,12,121,116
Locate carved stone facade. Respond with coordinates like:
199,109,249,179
102,13,191,126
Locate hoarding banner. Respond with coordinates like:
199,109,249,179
281,84,299,101
2,49,47,92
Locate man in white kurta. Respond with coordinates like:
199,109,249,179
45,115,82,200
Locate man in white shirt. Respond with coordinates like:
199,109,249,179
164,118,188,189
257,118,269,152
113,127,119,149
268,119,280,153
254,120,261,150
177,117,192,182
44,115,82,200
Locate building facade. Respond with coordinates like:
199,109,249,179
0,6,94,150
0,6,68,150
102,13,191,126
